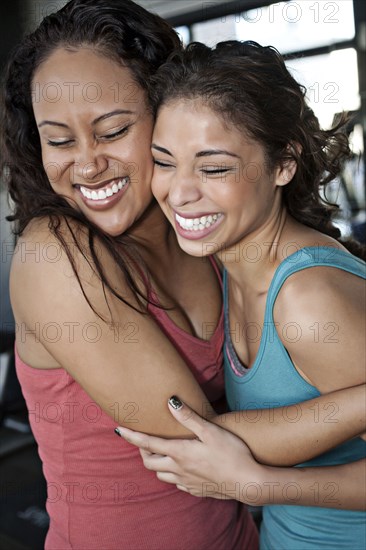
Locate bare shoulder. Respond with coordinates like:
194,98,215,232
10,216,139,322
11,217,94,297
275,247,365,328
12,216,86,270
273,247,365,391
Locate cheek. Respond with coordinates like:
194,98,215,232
40,145,67,188
43,160,64,188
151,170,167,203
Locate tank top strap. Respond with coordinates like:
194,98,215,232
265,246,366,318
222,268,229,316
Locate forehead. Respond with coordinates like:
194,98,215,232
32,47,146,118
154,99,250,147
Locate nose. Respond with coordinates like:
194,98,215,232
168,169,201,208
74,144,109,182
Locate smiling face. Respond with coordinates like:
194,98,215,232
32,47,154,236
151,99,292,257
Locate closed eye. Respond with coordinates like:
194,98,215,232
46,139,73,148
46,125,131,147
99,125,131,141
200,167,234,175
153,159,175,169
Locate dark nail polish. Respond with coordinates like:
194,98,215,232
169,395,183,410
114,428,123,437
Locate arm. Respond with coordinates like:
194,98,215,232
253,458,366,510
14,226,364,454
116,399,366,510
209,264,366,465
212,384,365,466
10,220,214,437
113,265,365,507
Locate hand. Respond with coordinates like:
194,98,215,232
115,397,263,501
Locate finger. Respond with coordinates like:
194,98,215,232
142,454,177,474
115,426,176,455
140,449,164,460
156,471,180,485
168,396,210,441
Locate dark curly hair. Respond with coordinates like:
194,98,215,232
149,41,364,258
1,0,182,316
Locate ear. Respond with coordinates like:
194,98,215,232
274,160,297,187
274,143,301,187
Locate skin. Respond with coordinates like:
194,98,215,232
11,48,222,437
11,50,365,462
114,98,366,507
34,47,154,237
151,99,365,395
117,400,366,510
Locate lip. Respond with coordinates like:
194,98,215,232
173,211,224,240
77,178,130,211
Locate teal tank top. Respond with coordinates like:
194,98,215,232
223,247,366,550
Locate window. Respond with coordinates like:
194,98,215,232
287,48,360,129
175,25,191,45
236,1,355,54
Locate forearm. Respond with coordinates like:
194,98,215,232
212,384,366,466
242,459,366,510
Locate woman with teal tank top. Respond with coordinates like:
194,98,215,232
116,41,366,549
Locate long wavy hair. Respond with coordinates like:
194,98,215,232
149,41,364,258
1,0,182,316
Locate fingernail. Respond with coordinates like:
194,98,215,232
169,395,183,410
114,427,124,437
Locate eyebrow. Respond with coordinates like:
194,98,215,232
196,149,240,159
38,109,135,129
151,144,240,159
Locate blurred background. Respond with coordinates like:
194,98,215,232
0,1,365,548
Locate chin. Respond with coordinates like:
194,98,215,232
103,224,128,237
176,239,209,258
90,213,131,238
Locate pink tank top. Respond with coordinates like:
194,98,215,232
15,258,258,550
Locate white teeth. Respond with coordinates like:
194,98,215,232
175,213,222,232
80,177,129,202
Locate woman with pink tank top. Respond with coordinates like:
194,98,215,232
3,1,365,548
2,0,258,546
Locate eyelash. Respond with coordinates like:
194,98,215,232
153,160,233,176
201,168,232,175
153,159,173,168
47,139,73,148
46,125,131,147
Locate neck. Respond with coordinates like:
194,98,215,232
128,199,171,251
217,205,289,295
127,200,179,273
